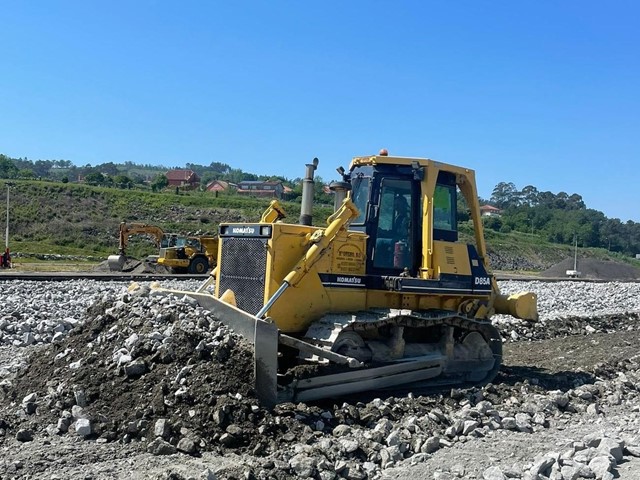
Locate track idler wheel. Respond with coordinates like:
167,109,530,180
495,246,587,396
331,331,372,363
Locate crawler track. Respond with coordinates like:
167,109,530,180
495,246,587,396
281,313,502,402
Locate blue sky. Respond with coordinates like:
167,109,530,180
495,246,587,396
1,1,638,221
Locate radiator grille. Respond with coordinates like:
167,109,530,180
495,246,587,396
218,237,267,315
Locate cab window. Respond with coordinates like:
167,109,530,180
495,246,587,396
373,179,412,270
433,183,458,241
350,176,371,225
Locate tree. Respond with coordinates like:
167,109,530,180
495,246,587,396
0,155,19,178
520,185,539,206
537,191,557,207
490,182,518,209
113,174,133,189
567,193,585,210
554,192,569,209
33,160,52,177
209,161,231,174
483,216,502,232
85,172,106,186
225,168,246,184
151,174,168,192
18,169,35,179
97,162,119,176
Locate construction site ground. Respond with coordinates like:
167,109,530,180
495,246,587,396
0,275,639,479
1,312,639,479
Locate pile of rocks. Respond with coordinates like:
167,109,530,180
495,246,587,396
1,285,260,454
1,279,640,479
498,280,640,320
0,279,200,347
541,258,640,280
494,280,640,343
506,434,635,480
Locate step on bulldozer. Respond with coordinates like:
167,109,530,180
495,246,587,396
152,151,537,407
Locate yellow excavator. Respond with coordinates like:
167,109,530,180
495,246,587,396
108,222,167,271
108,221,218,274
153,151,537,406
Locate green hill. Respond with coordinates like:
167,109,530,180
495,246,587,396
4,179,332,260
2,179,638,274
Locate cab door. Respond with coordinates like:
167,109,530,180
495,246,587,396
368,177,421,276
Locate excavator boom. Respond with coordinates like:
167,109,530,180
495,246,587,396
108,222,166,271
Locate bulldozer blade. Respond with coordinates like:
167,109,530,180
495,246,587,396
283,356,444,403
151,288,279,407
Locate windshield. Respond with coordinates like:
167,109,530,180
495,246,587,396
350,174,371,224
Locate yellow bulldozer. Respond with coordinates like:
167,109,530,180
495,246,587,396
154,151,537,406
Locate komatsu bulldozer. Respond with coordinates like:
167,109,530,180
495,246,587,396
153,151,537,407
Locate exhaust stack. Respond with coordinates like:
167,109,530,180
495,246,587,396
299,158,319,226
329,180,350,212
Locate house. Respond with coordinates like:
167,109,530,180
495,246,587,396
236,180,284,199
165,169,200,189
480,205,502,217
206,180,232,193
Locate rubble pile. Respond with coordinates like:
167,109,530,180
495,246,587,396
541,258,640,280
0,279,200,347
0,280,640,478
496,311,640,343
498,280,640,320
487,251,546,272
495,280,640,345
0,287,265,450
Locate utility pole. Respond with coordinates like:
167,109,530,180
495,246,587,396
573,233,578,272
566,233,581,278
5,182,15,249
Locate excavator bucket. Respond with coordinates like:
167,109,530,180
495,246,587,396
107,254,126,271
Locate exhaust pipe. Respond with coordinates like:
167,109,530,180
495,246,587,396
329,180,351,212
299,158,319,226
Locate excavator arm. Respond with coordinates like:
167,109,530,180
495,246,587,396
108,222,166,271
117,222,165,255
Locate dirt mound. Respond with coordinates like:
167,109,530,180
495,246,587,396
540,257,640,280
0,291,273,454
128,256,173,274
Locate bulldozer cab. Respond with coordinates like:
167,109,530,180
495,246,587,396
348,159,463,278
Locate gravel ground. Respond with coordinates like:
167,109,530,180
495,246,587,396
0,278,640,479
